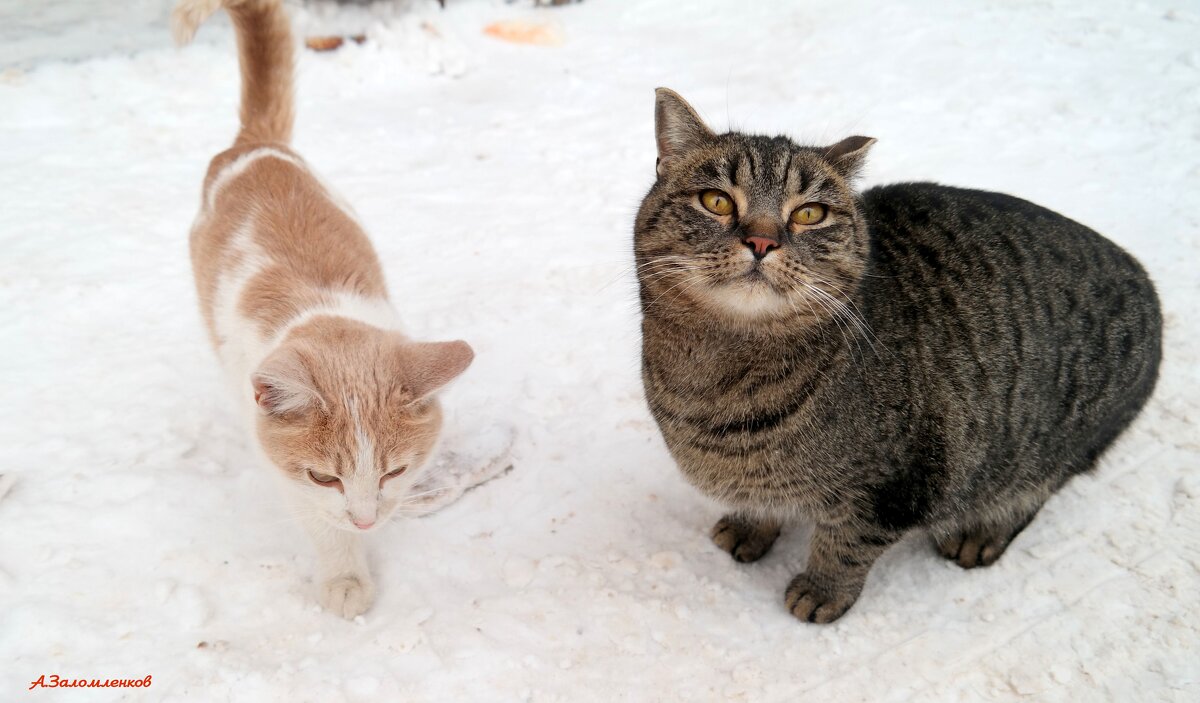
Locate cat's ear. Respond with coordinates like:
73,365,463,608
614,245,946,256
823,136,876,179
655,87,714,175
397,340,474,403
251,348,321,417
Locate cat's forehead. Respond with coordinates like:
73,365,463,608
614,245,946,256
685,134,835,196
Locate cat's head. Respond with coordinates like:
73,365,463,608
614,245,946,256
635,88,875,332
249,317,473,532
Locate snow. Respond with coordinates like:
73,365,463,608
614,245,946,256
1,0,1198,700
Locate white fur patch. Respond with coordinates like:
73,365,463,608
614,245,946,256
211,217,273,386
702,251,793,319
205,147,306,212
352,406,376,478
344,400,379,525
266,292,403,352
705,279,789,318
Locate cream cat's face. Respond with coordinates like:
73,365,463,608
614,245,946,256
264,396,442,532
251,318,472,532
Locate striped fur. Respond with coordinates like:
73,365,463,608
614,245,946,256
636,89,1162,623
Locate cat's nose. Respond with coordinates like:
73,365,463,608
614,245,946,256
352,518,375,530
740,217,782,259
742,235,780,259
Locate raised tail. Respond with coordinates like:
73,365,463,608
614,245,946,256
172,0,295,146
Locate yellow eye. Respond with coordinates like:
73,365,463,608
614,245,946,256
699,190,735,216
308,470,339,485
790,203,828,226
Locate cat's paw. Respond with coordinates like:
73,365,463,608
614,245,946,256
934,530,1013,569
784,572,859,624
711,514,780,563
319,574,375,619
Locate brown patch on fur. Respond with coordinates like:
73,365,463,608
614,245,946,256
190,145,387,340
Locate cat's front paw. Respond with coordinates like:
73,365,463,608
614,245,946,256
319,574,375,619
784,572,860,624
711,514,781,563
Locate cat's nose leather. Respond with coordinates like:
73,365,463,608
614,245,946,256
740,217,782,259
353,518,375,530
742,235,780,259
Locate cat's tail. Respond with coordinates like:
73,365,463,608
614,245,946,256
171,0,295,146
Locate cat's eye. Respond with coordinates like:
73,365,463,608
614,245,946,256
699,189,735,216
790,203,828,226
380,465,408,487
308,470,339,485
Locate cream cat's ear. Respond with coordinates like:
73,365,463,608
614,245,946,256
397,340,474,403
655,88,714,175
824,136,876,180
251,347,322,416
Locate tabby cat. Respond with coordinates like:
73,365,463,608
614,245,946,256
636,89,1161,623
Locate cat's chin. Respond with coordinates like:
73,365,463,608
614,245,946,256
701,277,794,321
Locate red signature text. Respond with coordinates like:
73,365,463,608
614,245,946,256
29,675,152,690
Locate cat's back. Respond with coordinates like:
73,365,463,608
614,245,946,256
189,142,388,331
192,142,386,306
858,181,1161,476
862,182,1141,272
860,181,1158,322
189,141,395,378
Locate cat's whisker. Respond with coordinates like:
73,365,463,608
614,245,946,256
638,266,695,285
805,284,867,358
597,264,639,292
398,485,451,502
633,258,700,281
665,278,719,312
793,279,858,358
600,255,690,288
638,265,690,279
803,271,889,357
642,260,730,310
635,255,692,271
652,270,714,310
641,267,721,290
781,267,874,360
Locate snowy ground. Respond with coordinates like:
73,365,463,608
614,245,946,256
2,0,1198,700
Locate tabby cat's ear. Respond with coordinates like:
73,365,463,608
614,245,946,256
655,88,714,176
251,348,322,417
396,340,474,403
824,136,877,179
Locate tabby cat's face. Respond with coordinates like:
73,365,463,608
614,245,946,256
636,89,875,329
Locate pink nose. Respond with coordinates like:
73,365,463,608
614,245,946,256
742,235,780,258
352,518,375,530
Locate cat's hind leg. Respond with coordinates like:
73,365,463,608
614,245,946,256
932,496,1045,569
711,513,781,563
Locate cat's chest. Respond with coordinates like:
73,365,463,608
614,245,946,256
642,338,846,510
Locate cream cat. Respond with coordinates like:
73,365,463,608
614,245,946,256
173,0,473,618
